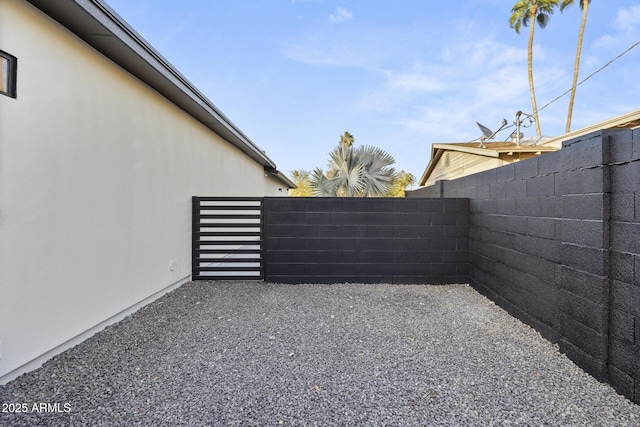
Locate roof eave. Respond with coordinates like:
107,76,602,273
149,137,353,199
432,143,501,158
418,147,443,187
264,167,296,189
418,143,558,186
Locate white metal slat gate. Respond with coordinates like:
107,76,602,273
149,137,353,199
192,197,263,280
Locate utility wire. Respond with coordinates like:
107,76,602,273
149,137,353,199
467,39,640,144
535,39,640,115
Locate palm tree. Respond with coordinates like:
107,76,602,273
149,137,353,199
510,0,558,136
387,171,416,198
310,133,397,197
289,170,313,197
358,145,397,197
339,131,354,148
560,0,591,132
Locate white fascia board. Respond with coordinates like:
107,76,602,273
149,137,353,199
431,144,500,158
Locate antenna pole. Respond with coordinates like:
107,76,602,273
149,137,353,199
515,111,522,148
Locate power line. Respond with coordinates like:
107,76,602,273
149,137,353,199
535,39,640,114
466,38,639,144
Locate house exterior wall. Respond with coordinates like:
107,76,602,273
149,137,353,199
0,0,283,382
425,152,503,187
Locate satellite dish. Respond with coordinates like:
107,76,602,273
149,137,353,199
476,122,494,139
475,119,508,148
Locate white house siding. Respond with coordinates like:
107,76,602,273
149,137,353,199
0,0,283,382
425,151,503,187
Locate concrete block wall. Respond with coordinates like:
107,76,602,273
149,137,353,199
608,129,640,402
263,197,468,284
409,129,640,403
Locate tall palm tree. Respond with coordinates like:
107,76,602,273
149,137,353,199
310,133,397,197
510,0,558,136
560,0,591,132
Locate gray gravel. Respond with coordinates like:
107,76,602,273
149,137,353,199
1,281,639,426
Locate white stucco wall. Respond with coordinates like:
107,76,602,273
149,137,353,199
0,0,284,382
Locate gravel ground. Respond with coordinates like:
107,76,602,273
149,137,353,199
1,281,639,426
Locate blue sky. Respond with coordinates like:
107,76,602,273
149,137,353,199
105,0,640,180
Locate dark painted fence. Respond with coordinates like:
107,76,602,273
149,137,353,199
408,128,640,404
262,198,469,284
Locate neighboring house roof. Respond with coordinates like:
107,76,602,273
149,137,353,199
26,0,295,189
418,141,557,187
418,108,640,187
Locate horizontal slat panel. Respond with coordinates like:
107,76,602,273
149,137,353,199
196,240,260,246
197,248,261,254
199,205,261,211
198,266,262,272
197,197,263,202
197,231,261,237
196,258,260,263
200,214,261,220
198,223,261,228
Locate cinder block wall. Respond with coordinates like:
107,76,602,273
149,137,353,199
608,130,640,401
409,129,640,403
263,198,469,284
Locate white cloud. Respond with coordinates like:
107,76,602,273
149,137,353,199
282,17,575,146
615,5,640,33
329,7,353,24
356,67,448,113
473,66,528,104
594,5,640,49
468,39,528,68
593,34,617,49
392,103,474,142
356,32,570,143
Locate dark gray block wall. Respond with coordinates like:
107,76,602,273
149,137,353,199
608,129,640,402
263,198,468,284
409,128,640,404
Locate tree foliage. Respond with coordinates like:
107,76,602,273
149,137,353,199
387,170,416,198
288,169,313,197
309,132,409,198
